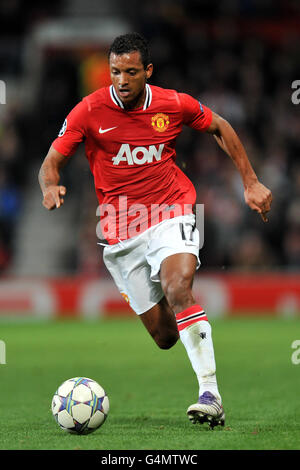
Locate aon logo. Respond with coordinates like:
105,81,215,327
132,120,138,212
112,143,164,165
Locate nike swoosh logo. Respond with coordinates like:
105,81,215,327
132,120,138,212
99,126,118,134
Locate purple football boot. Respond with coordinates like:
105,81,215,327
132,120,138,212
187,391,225,429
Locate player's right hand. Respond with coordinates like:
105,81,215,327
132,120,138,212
42,185,67,210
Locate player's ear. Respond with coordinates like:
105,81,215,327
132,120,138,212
145,63,153,81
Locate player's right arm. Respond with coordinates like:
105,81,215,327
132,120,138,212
38,99,88,210
38,146,69,210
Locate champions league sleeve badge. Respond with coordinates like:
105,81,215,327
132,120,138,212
58,118,67,137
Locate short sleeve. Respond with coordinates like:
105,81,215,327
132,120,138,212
178,93,212,132
52,99,88,157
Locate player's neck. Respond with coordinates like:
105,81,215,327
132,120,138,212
122,87,146,111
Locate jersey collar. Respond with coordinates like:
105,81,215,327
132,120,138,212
109,84,152,111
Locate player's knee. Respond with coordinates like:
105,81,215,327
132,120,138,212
154,330,179,350
161,273,194,311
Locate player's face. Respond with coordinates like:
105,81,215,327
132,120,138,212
109,51,153,109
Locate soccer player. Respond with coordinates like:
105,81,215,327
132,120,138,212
38,33,272,428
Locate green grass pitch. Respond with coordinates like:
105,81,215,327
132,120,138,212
0,316,299,450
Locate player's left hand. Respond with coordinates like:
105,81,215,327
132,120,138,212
244,181,272,222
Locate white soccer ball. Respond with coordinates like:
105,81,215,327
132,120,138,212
51,377,109,434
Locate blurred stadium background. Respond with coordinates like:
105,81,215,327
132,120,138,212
0,0,300,320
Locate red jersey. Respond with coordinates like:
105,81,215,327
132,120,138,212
52,84,212,244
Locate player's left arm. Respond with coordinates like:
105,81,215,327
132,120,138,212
206,111,272,222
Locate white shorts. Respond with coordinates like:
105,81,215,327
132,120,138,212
102,214,200,315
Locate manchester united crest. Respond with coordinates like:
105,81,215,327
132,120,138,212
151,113,170,132
121,292,130,305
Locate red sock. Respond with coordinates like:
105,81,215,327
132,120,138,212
176,304,208,332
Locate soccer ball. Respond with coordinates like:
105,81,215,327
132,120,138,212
51,377,109,434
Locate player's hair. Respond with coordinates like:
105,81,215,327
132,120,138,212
108,33,151,69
